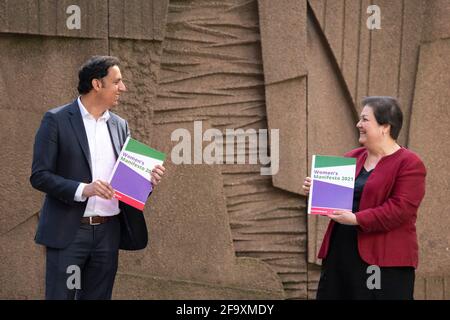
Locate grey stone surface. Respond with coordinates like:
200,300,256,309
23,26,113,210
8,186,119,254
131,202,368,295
114,121,285,298
309,0,424,146
367,0,403,99
0,0,108,38
109,0,169,41
114,266,283,299
0,215,45,299
408,39,450,278
258,0,307,84
264,78,307,195
397,0,425,146
422,0,450,42
154,0,308,298
109,39,161,144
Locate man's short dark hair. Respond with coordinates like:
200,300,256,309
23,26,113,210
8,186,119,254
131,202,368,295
77,56,120,94
362,96,403,140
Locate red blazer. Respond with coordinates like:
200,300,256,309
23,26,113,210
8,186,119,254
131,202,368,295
317,147,426,268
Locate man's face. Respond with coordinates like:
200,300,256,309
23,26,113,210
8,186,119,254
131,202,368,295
98,65,127,107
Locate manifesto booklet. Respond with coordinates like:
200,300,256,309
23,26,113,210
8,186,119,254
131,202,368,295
109,137,166,211
307,155,356,215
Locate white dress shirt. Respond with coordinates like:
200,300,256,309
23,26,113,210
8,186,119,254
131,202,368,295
74,97,120,217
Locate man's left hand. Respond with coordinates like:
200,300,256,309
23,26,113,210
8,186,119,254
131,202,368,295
328,210,358,225
151,165,166,187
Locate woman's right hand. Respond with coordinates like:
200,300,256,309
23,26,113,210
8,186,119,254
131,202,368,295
302,177,312,196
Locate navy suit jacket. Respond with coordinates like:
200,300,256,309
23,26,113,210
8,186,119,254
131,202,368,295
30,100,148,250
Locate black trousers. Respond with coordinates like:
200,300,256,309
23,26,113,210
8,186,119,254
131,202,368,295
316,224,415,300
45,216,120,300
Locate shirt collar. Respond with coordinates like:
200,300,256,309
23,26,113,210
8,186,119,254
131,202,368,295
77,97,110,121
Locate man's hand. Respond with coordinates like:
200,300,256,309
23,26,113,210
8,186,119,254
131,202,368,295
302,177,312,196
82,180,115,199
328,210,358,225
151,165,166,187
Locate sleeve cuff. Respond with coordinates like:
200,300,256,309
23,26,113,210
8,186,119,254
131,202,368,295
74,183,87,202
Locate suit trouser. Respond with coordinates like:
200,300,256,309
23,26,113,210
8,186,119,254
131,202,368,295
45,216,120,300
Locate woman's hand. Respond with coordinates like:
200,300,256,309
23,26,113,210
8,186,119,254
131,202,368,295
329,210,359,225
302,177,312,195
302,179,357,225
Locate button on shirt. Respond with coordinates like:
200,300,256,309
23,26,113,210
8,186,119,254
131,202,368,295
74,97,120,217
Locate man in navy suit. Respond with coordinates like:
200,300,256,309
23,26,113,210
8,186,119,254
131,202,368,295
30,56,165,300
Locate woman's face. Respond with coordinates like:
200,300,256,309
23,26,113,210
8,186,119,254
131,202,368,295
356,105,386,146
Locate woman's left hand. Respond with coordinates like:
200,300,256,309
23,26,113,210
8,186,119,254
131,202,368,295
329,210,359,225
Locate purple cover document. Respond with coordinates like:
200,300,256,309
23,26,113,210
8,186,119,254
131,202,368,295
109,137,166,211
307,155,356,215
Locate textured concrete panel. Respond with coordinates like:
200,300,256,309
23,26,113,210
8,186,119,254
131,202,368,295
368,0,402,98
309,0,423,147
115,263,283,299
311,0,367,115
0,0,107,38
415,276,450,300
308,0,326,28
0,110,43,235
355,0,372,110
311,0,363,108
425,277,445,300
341,0,362,103
445,277,450,299
152,0,169,41
222,164,307,299
265,78,307,195
109,39,161,144
258,0,307,84
323,0,344,68
307,263,321,299
0,215,44,299
422,0,450,42
153,0,307,299
398,0,425,146
414,276,426,300
306,11,359,264
109,0,169,40
114,122,284,298
414,275,450,300
408,40,450,277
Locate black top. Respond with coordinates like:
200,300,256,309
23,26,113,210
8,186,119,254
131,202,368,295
352,167,373,213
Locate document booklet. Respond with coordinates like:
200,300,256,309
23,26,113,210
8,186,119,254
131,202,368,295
307,155,356,215
109,137,166,211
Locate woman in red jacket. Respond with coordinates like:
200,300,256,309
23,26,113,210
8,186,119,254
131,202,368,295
303,96,426,300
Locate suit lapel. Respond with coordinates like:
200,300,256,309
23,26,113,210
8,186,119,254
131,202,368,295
107,115,121,157
68,100,92,174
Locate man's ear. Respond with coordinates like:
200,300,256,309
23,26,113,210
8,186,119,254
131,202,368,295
91,78,102,92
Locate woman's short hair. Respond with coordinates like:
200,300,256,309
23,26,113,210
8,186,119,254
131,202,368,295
77,56,120,94
362,96,403,140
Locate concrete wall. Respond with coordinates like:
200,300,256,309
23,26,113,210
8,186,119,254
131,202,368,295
0,0,448,299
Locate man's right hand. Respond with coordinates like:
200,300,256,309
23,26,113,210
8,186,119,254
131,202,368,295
82,180,115,199
302,177,312,196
